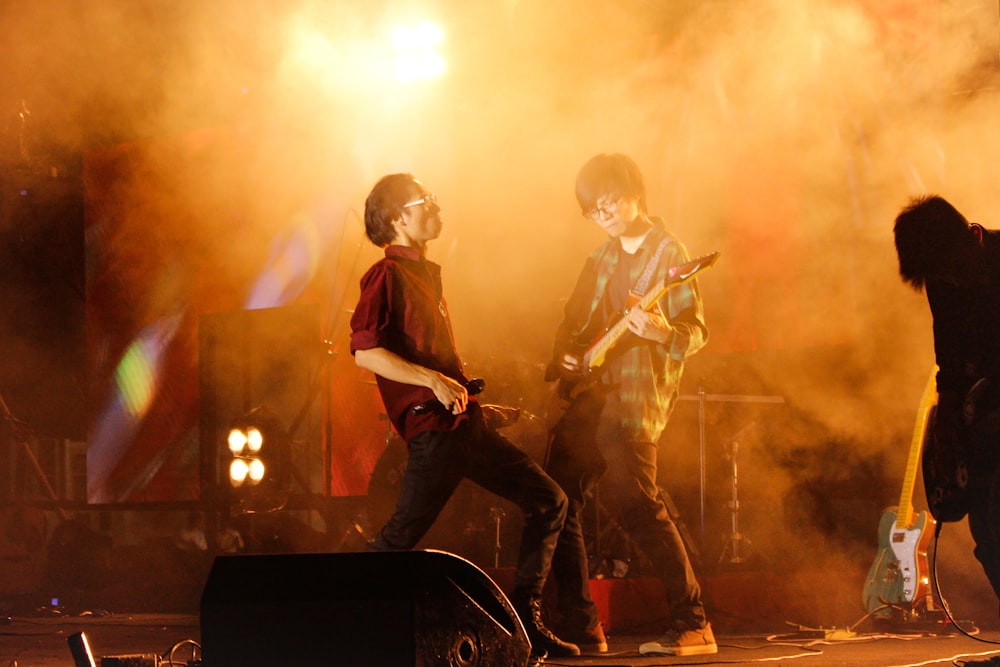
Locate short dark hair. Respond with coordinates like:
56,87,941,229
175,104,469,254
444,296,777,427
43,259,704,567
893,194,971,290
575,153,647,215
364,173,416,247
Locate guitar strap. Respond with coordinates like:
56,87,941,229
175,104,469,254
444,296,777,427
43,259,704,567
631,238,670,297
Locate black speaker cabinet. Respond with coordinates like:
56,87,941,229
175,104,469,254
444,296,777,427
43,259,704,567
200,549,531,667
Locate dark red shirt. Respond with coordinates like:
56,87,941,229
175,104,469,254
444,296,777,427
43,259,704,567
350,245,473,441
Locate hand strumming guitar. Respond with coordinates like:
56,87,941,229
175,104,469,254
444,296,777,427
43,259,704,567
559,352,583,375
557,310,672,378
626,307,674,345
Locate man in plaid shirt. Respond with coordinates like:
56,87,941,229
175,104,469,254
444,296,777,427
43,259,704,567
544,153,714,656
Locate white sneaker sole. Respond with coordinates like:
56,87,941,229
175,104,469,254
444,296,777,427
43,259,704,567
639,641,718,656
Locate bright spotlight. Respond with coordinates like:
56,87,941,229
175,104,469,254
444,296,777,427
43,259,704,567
223,406,289,507
391,20,446,83
248,459,266,483
228,429,248,454
230,459,250,486
247,427,263,452
226,424,267,487
392,20,442,51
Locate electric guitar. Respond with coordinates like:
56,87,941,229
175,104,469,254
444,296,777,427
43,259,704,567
862,369,937,614
921,376,991,523
549,252,719,419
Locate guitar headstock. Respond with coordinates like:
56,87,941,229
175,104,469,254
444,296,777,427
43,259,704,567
668,251,721,282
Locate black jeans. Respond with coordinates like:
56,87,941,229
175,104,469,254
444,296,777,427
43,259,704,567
966,413,1000,614
373,404,568,598
546,389,706,632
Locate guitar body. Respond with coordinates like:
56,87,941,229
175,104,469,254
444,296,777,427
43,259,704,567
862,507,933,612
921,406,970,523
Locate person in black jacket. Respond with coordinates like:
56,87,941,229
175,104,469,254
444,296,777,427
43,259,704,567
894,194,1000,615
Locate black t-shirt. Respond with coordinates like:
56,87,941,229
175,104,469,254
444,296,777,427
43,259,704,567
609,249,641,313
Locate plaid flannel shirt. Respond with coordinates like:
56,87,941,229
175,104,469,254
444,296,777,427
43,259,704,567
549,223,709,442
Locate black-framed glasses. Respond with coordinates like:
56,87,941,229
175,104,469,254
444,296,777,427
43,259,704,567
402,192,438,210
584,197,622,222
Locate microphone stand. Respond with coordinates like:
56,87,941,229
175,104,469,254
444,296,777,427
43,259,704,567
678,391,783,560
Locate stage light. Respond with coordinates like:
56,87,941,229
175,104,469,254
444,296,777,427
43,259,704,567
227,429,247,454
229,458,250,486
247,427,263,452
392,20,446,83
227,423,270,487
223,406,289,506
249,458,265,482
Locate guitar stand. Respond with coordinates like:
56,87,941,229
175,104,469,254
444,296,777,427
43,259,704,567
864,600,967,635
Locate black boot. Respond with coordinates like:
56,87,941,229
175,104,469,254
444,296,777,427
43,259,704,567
512,593,580,658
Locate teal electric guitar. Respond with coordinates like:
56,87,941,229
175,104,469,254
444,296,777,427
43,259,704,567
862,369,937,614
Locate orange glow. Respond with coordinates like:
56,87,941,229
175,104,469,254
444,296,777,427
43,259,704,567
392,20,446,83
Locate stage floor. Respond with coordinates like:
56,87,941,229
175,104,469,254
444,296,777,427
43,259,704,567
2,612,1000,667
2,542,998,666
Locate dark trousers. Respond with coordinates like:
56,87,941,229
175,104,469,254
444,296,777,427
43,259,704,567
966,413,1000,614
545,389,706,632
373,406,568,598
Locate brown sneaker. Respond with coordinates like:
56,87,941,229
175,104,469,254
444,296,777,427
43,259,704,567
638,623,717,657
561,622,608,654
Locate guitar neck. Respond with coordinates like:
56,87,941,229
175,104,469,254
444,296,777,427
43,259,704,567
896,368,938,529
582,251,719,370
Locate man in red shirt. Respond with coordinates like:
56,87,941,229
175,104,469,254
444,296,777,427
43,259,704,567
350,173,578,659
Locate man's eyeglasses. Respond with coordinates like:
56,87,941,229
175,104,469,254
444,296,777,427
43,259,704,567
402,192,438,210
584,197,621,222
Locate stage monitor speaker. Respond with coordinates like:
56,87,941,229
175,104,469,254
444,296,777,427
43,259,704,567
200,549,531,667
